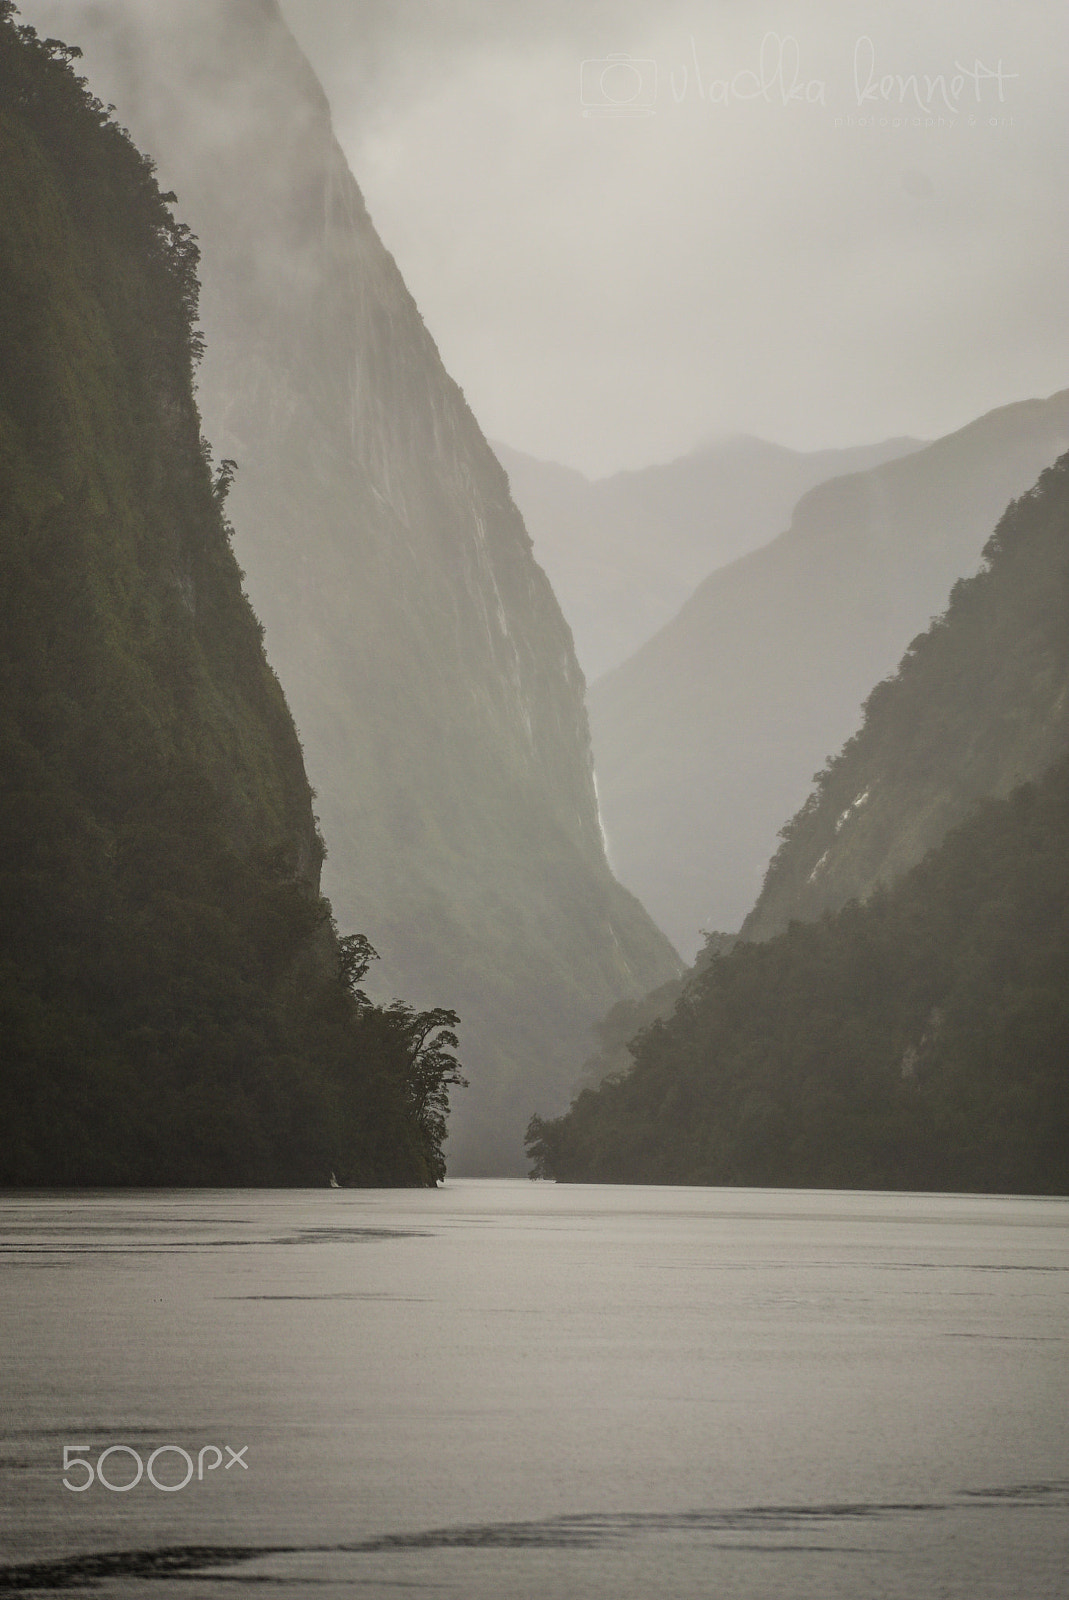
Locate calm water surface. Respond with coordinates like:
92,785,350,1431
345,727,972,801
1,1180,1066,1598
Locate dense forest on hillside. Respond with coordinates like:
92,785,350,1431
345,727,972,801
0,7,463,1185
31,0,682,1175
745,453,1069,940
531,454,1069,1192
528,752,1069,1193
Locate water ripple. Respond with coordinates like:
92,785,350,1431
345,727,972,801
2,1481,1066,1591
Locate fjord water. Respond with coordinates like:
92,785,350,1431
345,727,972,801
1,1182,1066,1599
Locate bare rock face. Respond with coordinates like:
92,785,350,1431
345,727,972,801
26,0,679,1170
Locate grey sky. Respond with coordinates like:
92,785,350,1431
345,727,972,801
276,0,1069,475
17,0,1067,476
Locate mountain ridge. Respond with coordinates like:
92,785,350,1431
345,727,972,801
495,431,925,681
588,388,1069,955
527,451,1069,1192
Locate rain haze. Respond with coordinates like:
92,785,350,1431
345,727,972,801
274,0,1069,476
3,5,1069,1589
12,0,1069,964
19,0,1069,475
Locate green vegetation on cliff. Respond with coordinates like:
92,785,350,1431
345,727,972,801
40,0,681,1174
0,7,462,1185
529,458,1069,1192
742,453,1069,941
528,754,1069,1192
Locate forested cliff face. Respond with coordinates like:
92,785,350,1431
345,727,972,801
528,754,1069,1193
743,454,1069,941
0,9,463,1186
528,456,1069,1192
21,0,680,1171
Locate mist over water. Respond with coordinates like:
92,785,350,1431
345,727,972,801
3,1183,1067,1597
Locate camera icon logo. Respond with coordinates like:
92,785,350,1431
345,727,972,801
579,54,657,117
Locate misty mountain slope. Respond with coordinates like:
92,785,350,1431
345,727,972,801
743,451,1069,941
587,390,1069,956
495,434,924,680
25,0,681,1172
0,9,461,1186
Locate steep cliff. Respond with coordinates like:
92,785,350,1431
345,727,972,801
22,0,680,1171
743,452,1069,940
588,392,1069,955
0,7,461,1185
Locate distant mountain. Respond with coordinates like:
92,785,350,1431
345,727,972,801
588,391,1069,956
495,434,924,681
0,10,461,1186
527,455,1069,1193
743,452,1069,941
23,0,681,1173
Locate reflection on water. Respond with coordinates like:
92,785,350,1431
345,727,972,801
1,1181,1067,1598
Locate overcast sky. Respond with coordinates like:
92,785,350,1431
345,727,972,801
270,0,1068,476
